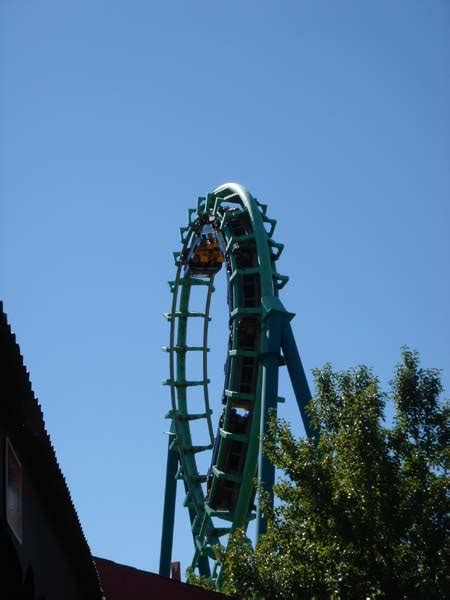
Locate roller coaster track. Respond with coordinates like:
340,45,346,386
160,183,313,588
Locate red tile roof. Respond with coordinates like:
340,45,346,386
95,557,227,600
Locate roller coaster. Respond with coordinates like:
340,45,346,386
159,183,313,589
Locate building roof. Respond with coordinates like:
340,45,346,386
95,557,227,600
0,302,103,599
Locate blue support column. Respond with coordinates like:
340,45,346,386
256,311,283,540
159,433,179,576
281,321,314,438
255,312,315,542
197,552,211,577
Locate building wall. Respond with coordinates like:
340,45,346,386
1,427,96,599
0,303,102,599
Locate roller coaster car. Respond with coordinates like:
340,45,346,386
232,241,261,307
233,241,258,269
237,317,260,351
228,211,253,237
240,273,261,308
220,318,260,409
221,334,232,406
236,355,258,395
187,232,225,276
207,410,250,512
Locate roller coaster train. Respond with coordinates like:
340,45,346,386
159,183,313,589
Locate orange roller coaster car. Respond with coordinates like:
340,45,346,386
188,233,225,275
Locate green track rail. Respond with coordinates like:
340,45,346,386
162,183,293,583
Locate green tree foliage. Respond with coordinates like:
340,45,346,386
218,350,448,599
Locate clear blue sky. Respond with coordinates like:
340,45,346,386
1,0,449,578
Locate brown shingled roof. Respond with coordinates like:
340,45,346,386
0,302,103,599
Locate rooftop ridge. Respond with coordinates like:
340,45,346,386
0,300,103,598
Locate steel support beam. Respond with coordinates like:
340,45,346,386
281,321,313,438
256,311,282,540
159,432,179,577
